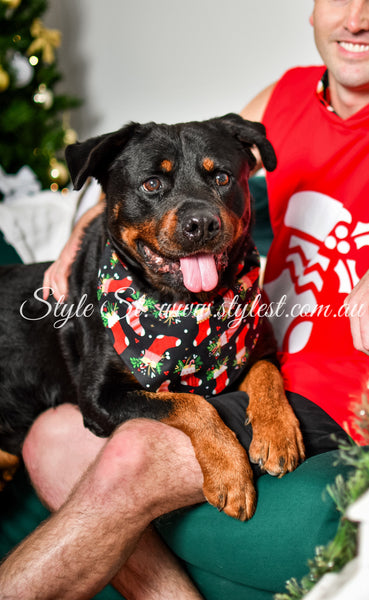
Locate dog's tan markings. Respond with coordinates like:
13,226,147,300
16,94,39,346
0,449,19,489
120,226,139,250
121,212,182,254
144,390,256,521
120,222,162,254
113,202,120,220
217,206,244,247
203,157,215,172
159,210,179,245
239,360,305,477
218,201,252,248
161,159,173,173
120,225,146,256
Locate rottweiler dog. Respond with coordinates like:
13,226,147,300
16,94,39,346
0,113,304,520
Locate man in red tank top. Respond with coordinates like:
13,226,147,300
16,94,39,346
2,2,369,598
241,0,369,446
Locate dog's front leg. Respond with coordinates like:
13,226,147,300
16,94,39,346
154,391,257,521
239,360,305,476
76,357,256,520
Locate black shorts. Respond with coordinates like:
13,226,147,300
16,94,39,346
207,390,351,477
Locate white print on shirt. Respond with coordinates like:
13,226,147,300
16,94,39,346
263,191,369,354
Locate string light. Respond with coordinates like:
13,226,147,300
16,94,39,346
49,158,68,185
33,83,53,109
50,166,60,179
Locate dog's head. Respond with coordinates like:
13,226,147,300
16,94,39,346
66,113,276,299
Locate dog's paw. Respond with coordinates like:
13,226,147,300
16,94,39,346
160,392,257,520
248,411,305,477
200,442,256,521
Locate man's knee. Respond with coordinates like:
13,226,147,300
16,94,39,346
23,411,169,494
23,405,73,473
24,411,202,517
95,419,174,486
22,404,105,510
93,419,202,517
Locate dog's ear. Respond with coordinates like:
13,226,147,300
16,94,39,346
214,113,277,172
65,122,138,190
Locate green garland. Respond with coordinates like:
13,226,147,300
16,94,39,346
275,398,369,600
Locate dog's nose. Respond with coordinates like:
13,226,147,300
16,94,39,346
182,211,221,243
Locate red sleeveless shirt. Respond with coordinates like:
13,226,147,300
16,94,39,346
262,66,369,442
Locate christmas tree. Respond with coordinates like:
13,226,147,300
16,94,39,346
0,0,80,194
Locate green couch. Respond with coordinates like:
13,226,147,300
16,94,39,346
157,451,350,599
0,180,352,598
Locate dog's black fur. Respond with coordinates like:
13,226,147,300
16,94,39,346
0,114,304,520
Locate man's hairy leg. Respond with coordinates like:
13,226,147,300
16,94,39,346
0,405,204,600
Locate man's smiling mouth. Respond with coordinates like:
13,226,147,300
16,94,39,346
339,41,369,53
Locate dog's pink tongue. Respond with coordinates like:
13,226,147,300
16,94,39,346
180,254,218,293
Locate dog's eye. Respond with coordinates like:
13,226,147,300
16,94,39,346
215,172,230,187
142,178,162,193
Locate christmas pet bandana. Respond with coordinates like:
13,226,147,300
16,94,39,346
98,240,262,397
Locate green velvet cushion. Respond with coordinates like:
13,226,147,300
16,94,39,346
0,230,22,265
0,468,123,599
249,176,273,257
156,451,351,599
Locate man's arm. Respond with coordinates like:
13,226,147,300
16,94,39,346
43,200,105,301
345,272,369,355
240,82,277,173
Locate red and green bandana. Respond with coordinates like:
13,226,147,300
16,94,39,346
98,240,262,397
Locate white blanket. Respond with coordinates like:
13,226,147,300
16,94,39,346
0,172,101,264
0,190,78,263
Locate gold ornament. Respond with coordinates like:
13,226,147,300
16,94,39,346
49,158,69,185
1,0,22,8
27,19,61,64
64,128,78,146
0,64,10,92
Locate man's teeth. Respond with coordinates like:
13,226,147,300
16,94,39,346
340,41,369,53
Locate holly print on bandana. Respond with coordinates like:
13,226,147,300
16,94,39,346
98,240,262,397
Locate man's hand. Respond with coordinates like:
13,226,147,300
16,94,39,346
43,235,80,302
345,270,369,355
